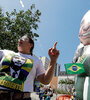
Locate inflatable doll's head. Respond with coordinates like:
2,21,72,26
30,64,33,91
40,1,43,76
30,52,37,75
79,10,90,46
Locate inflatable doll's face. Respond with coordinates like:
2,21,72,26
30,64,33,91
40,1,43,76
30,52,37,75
79,10,90,46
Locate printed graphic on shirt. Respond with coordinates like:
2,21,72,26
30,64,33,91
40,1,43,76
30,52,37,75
0,54,33,91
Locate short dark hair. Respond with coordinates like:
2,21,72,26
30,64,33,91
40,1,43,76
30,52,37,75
24,34,34,55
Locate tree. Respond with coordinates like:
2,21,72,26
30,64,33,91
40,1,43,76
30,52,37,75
0,4,41,51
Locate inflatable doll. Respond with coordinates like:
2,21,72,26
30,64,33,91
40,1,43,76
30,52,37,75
73,10,90,100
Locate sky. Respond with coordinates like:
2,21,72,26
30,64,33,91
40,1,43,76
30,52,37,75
0,0,90,71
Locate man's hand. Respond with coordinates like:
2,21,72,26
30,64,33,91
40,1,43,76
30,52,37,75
48,42,59,62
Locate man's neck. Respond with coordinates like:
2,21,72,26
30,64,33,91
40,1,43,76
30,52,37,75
19,51,30,55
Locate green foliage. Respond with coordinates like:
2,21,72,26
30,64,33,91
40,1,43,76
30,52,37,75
58,79,75,84
0,4,41,51
56,88,71,94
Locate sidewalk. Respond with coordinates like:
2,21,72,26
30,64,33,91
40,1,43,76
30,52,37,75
31,92,39,100
31,92,58,100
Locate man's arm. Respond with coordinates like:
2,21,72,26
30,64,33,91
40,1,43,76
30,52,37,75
37,42,59,85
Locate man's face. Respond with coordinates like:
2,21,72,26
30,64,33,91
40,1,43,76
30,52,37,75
18,36,32,53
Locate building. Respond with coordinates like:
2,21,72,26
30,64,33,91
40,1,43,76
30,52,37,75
58,71,76,81
39,56,49,70
39,56,76,91
58,71,76,91
54,63,61,76
39,56,60,76
39,56,60,89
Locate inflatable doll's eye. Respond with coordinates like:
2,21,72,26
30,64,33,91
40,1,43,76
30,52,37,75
83,25,90,31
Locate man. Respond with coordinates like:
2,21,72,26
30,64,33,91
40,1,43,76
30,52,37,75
0,34,59,100
73,10,90,100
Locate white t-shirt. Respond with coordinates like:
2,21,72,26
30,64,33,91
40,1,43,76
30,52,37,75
0,50,45,92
